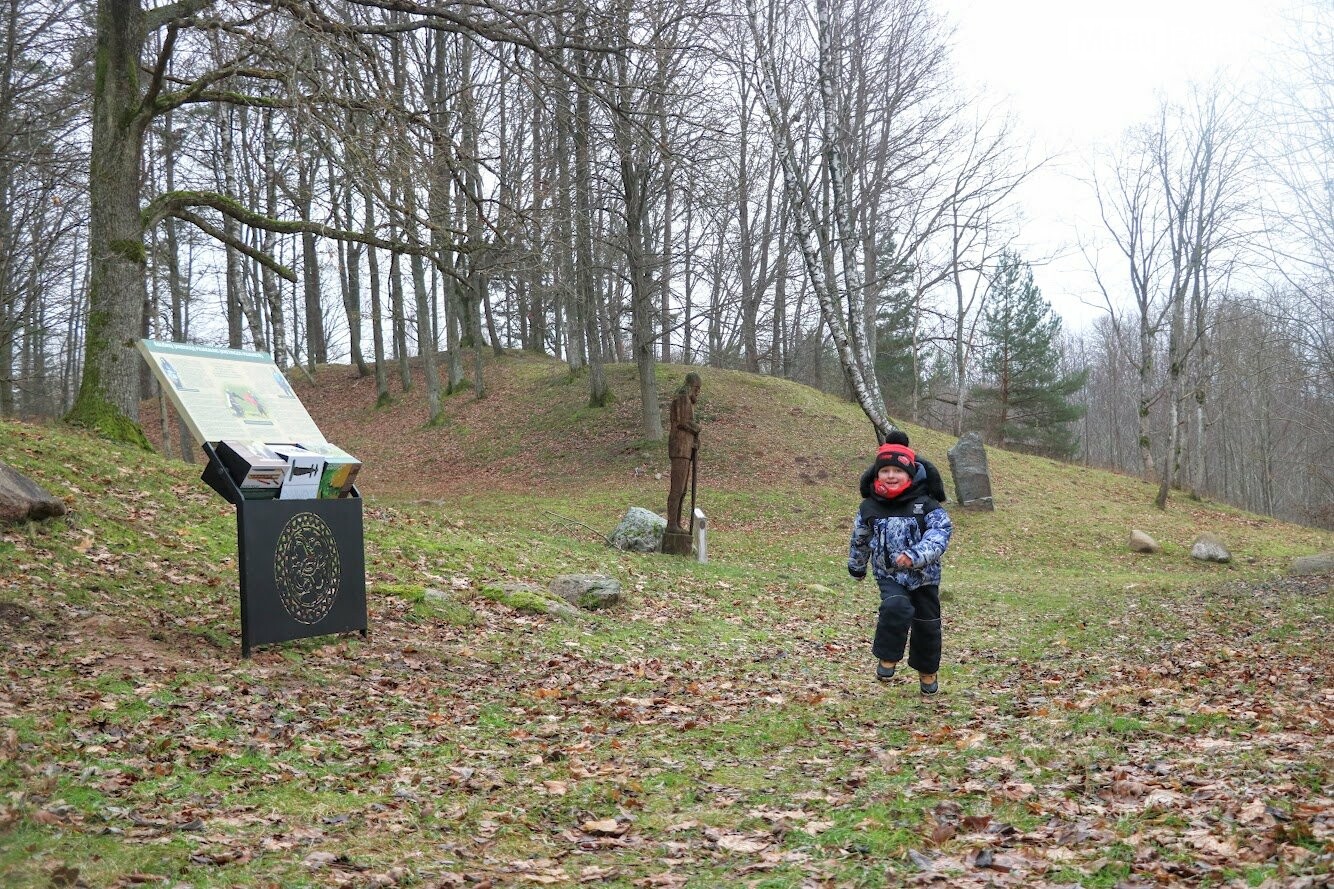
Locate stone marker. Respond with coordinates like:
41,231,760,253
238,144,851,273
692,508,708,564
1129,529,1161,553
1290,552,1334,576
551,574,622,610
609,506,666,553
1190,532,1232,563
946,432,994,510
0,461,65,525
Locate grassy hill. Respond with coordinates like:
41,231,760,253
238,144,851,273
3,351,1331,888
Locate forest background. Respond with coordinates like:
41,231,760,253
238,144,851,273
0,0,1330,527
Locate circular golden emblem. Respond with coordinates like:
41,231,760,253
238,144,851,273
273,512,340,624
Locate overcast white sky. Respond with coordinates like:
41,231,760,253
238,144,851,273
931,0,1297,327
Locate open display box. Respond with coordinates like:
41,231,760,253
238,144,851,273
139,339,368,657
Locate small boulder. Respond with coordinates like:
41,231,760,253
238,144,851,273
1190,532,1232,563
478,582,580,622
1129,530,1161,553
0,461,65,525
422,587,456,605
551,574,622,610
544,600,583,622
1290,552,1334,576
609,507,666,553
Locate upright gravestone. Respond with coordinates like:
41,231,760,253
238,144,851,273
947,432,995,511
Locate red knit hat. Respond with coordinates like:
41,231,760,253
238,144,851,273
874,443,916,475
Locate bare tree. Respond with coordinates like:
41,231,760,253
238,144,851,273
1091,129,1171,480
1091,85,1249,507
69,0,626,441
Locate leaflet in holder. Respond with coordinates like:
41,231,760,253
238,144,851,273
214,440,286,499
268,444,325,500
297,441,362,499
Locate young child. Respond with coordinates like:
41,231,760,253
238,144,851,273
848,442,953,694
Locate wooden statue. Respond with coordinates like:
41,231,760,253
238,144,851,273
666,372,702,534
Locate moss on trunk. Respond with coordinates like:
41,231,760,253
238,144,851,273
64,394,152,449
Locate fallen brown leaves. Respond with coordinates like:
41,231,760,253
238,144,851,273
2,408,1331,886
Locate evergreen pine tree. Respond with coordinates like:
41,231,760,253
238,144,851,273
872,242,919,414
974,251,1088,458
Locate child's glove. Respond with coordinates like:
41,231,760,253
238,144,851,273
848,566,866,580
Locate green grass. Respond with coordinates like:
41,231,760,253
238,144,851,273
1,365,1331,888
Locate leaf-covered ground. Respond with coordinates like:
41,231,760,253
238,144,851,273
4,355,1333,887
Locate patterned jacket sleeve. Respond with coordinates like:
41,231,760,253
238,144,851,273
904,507,952,568
847,512,872,578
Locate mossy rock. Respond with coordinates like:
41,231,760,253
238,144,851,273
479,582,580,622
421,587,481,627
550,574,622,610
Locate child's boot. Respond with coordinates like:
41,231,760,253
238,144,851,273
875,660,898,681
919,672,939,695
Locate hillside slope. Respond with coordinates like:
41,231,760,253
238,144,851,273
136,349,1329,568
140,352,920,499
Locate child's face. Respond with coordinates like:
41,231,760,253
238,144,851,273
877,465,910,486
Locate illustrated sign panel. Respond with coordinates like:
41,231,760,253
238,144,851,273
135,339,326,446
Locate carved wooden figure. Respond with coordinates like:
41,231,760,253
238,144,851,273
666,372,702,534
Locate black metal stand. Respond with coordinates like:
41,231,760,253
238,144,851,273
202,443,368,657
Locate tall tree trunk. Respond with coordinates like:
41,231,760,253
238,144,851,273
219,103,264,350
425,33,463,394
951,230,970,436
708,238,724,365
611,39,663,440
1136,311,1158,479
526,86,546,355
680,191,694,365
67,0,156,444
260,108,287,371
457,34,488,399
554,55,584,372
659,98,675,365
772,199,790,377
411,248,441,420
1155,267,1187,509
389,247,411,390
623,160,661,438
404,181,441,420
444,200,466,392
363,190,391,406
736,77,762,373
573,23,608,407
159,106,194,459
338,172,368,376
297,160,326,368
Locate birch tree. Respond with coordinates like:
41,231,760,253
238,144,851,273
743,0,892,439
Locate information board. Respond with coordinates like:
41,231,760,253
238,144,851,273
136,339,326,446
